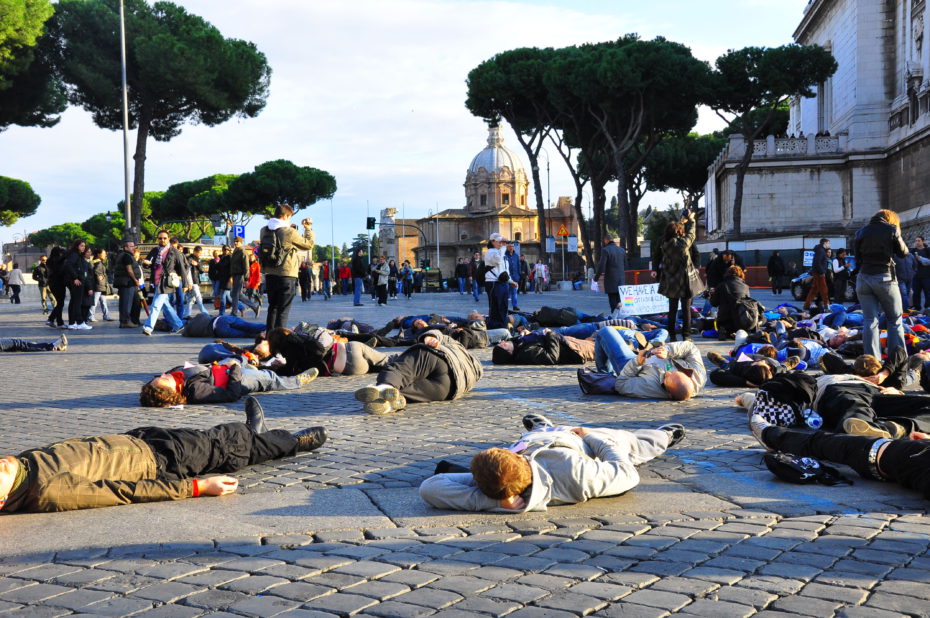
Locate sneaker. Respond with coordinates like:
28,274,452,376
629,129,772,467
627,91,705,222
46,320,56,328
292,426,327,452
784,355,802,370
244,396,267,434
633,331,648,350
657,423,686,448
819,353,849,375
522,413,555,432
79,323,92,330
365,394,406,415
52,334,68,352
297,367,319,387
354,384,400,403
58,324,68,329
104,317,116,322
843,418,891,439
706,351,727,367
142,326,153,336
67,324,79,330
748,413,772,448
734,329,749,349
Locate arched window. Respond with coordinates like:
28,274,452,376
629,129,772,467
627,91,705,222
514,232,522,241
502,194,510,206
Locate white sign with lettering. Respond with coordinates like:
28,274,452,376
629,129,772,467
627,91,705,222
803,250,814,267
615,283,668,316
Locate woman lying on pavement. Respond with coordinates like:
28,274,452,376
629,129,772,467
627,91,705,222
491,328,595,365
139,358,319,407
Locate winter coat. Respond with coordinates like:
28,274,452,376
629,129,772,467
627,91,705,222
854,216,909,279
614,340,707,399
260,219,315,278
811,243,829,275
710,275,752,334
397,330,482,400
505,331,594,365
596,242,627,293
182,313,218,337
351,253,368,278
766,255,786,278
484,247,509,282
92,259,109,293
654,221,698,300
419,428,648,512
62,249,87,285
2,434,192,513
31,263,49,287
455,262,469,278
177,363,245,403
216,255,232,290
375,262,390,286
146,245,188,295
894,253,917,285
504,251,521,282
229,247,249,278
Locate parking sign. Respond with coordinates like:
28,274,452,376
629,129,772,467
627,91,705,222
233,224,246,240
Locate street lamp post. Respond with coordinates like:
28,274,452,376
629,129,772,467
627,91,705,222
537,147,552,260
118,0,133,242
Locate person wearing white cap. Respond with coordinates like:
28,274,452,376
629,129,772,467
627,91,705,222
483,233,516,329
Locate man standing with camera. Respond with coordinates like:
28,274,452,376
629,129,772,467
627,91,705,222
259,204,315,331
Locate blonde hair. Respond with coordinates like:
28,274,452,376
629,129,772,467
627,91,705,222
877,209,900,228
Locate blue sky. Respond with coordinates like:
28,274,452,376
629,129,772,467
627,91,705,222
0,0,809,248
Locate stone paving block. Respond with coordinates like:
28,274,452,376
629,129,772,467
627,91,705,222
480,582,549,603
365,600,438,617
799,582,869,604
343,580,410,601
709,585,776,608
306,572,367,590
467,565,524,581
427,575,494,596
598,601,672,617
183,589,253,610
621,589,691,611
222,575,290,594
334,561,401,579
757,562,822,581
448,596,522,615
6,606,71,618
0,583,72,604
516,574,575,592
735,576,804,596
702,556,764,573
836,606,911,618
629,561,690,577
132,581,204,602
133,604,203,618
676,599,755,617
543,563,605,581
813,570,880,589
136,562,207,580
771,594,842,615
266,581,336,602
683,567,745,585
649,576,719,597
379,570,439,590
10,565,84,582
391,587,462,609
227,595,303,617
412,561,478,576
506,608,578,618
176,569,248,587
76,596,153,616
886,566,930,582
874,579,930,599
866,591,930,615
41,588,114,611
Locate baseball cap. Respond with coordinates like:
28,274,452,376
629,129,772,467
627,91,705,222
489,233,506,242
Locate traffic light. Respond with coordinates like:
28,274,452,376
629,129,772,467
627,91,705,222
366,217,376,230
421,259,430,271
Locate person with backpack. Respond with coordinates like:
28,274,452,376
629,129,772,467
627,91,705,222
259,204,315,331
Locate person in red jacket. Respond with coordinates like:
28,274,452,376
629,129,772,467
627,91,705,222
321,261,332,299
246,253,262,316
338,263,352,295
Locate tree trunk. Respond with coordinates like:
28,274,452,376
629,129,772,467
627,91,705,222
573,190,594,271
626,181,643,259
129,108,151,243
615,161,631,255
512,129,548,256
731,136,754,236
592,179,607,265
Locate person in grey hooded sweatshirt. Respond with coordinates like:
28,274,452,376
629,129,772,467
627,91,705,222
419,415,684,512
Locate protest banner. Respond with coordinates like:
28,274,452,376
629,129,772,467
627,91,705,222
615,283,668,316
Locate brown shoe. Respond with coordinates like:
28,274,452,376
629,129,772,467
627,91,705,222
843,418,890,439
784,356,802,370
706,351,727,367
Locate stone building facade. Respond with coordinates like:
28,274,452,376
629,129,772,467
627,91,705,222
380,126,580,277
703,0,930,252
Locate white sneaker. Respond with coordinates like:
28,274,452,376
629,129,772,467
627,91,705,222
67,324,78,330
748,413,772,449
734,329,749,348
79,323,92,330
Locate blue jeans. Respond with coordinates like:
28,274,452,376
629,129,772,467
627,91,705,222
856,272,905,358
186,284,209,315
322,279,331,299
145,293,183,331
594,328,637,374
553,323,600,339
486,328,512,344
472,280,481,300
823,303,849,328
509,286,520,308
238,365,301,393
457,277,466,294
353,277,364,304
214,315,266,338
899,282,912,311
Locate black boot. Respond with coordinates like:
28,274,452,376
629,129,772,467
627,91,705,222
244,396,267,434
293,427,327,452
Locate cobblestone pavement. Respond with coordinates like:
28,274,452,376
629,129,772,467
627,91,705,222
0,288,928,617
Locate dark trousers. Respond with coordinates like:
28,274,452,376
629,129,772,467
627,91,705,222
126,422,298,481
265,274,296,331
67,283,85,324
488,281,510,329
378,347,452,403
9,284,20,303
913,276,930,309
607,292,620,313
118,286,137,325
804,272,830,309
377,284,388,305
48,280,66,325
667,296,692,340
0,338,54,352
818,382,930,435
762,426,930,498
230,276,245,316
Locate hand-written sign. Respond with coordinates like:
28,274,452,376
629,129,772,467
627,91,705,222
615,283,668,316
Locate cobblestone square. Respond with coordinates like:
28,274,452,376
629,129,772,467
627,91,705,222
0,288,927,616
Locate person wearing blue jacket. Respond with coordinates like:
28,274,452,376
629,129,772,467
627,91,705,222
504,243,522,311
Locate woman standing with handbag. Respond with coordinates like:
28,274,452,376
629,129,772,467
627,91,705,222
652,210,701,342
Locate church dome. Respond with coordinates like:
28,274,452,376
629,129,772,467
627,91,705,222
468,125,525,174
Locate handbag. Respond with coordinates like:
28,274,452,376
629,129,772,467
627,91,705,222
167,271,182,290
687,264,705,297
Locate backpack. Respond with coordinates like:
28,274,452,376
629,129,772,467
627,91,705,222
735,297,765,332
763,451,852,486
537,306,579,327
259,226,291,269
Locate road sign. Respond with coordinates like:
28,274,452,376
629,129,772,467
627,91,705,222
556,224,569,236
545,236,556,253
803,250,814,267
233,224,246,239
567,235,578,252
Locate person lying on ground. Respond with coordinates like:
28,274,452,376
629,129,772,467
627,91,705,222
419,413,684,512
748,412,930,500
1,334,67,352
140,358,319,407
0,397,326,513
706,349,800,388
491,328,595,365
180,313,267,339
579,335,707,401
354,329,483,415
264,326,395,377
